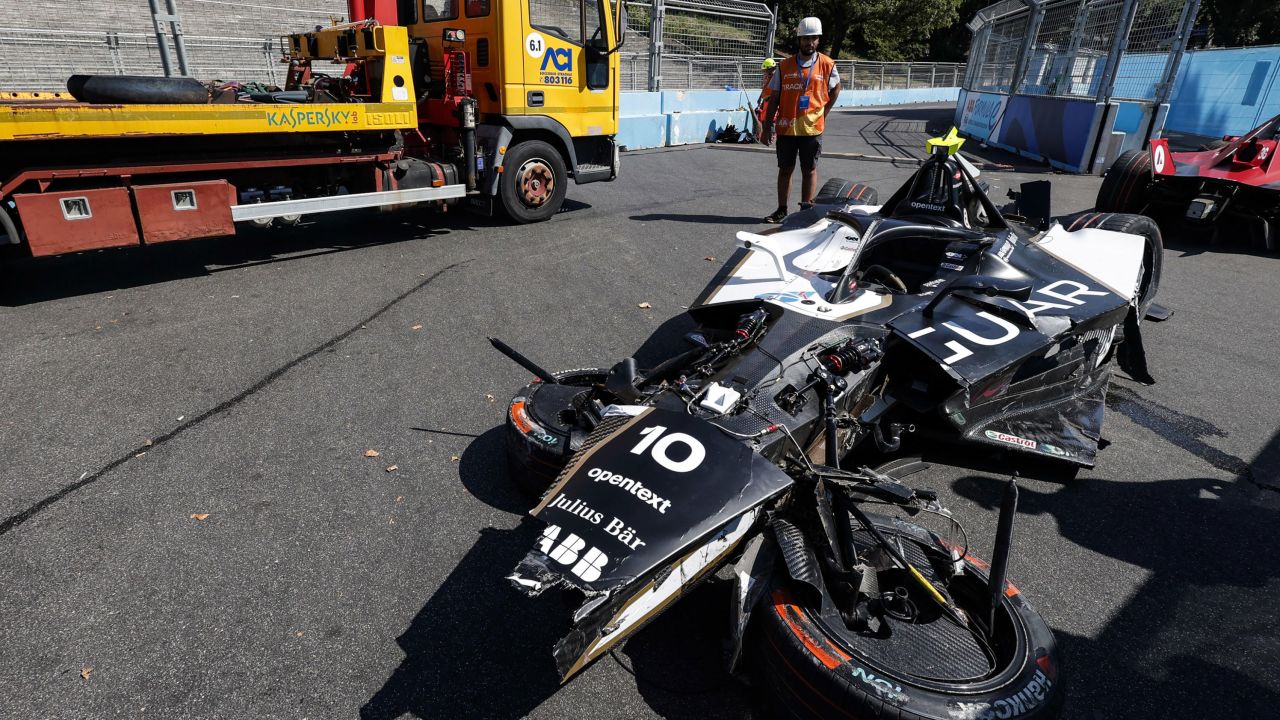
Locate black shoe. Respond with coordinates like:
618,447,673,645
798,201,814,211
764,207,787,223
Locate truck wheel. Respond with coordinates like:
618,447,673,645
1095,149,1151,213
500,140,568,223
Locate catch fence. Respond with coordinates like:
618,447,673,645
966,0,1197,101
2,2,965,94
959,0,1200,172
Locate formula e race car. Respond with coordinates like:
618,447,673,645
1098,112,1280,249
491,147,1160,719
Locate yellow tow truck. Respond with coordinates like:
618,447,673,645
0,0,626,259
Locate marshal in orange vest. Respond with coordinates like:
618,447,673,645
775,53,837,137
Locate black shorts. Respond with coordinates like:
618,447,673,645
776,134,822,172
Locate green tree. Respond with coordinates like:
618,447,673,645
776,0,962,61
1196,0,1280,47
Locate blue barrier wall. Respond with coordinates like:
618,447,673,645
955,89,1100,172
1164,45,1280,138
619,87,961,150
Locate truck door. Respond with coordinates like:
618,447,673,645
518,0,617,138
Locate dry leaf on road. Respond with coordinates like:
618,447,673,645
190,513,210,521
385,465,399,473
637,302,652,309
364,449,380,458
411,324,423,331
80,667,93,681
143,439,153,447
450,455,460,462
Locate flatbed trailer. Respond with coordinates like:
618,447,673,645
0,0,626,260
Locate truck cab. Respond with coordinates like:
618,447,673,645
388,0,624,220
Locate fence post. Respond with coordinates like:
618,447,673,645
765,3,777,59
906,64,912,88
930,65,936,88
1054,0,1091,95
647,0,664,91
263,38,277,86
165,0,191,76
879,63,884,90
106,32,124,75
1096,0,1140,106
147,0,175,77
1153,0,1201,109
1008,1,1045,94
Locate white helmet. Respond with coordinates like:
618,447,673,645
797,17,822,37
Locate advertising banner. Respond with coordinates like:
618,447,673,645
958,90,1009,140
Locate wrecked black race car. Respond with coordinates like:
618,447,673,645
492,148,1161,718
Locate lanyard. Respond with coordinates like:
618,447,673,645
799,58,814,93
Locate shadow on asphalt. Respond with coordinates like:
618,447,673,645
455,426,530,515
620,580,759,719
629,212,767,225
951,469,1280,719
358,523,567,719
949,410,1280,719
0,199,594,305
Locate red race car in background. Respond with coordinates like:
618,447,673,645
1096,112,1280,250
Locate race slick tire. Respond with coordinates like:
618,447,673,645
815,178,878,206
782,179,878,230
500,139,569,224
1095,149,1152,213
1064,211,1163,315
504,368,608,496
752,513,1062,720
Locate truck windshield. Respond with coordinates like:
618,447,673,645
531,0,608,47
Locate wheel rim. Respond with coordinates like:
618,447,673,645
516,158,555,208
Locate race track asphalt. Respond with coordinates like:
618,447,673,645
1,106,1277,719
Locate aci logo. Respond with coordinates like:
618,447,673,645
526,31,574,85
542,47,572,71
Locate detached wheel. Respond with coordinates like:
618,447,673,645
752,513,1062,720
814,178,878,206
1096,149,1151,213
504,368,608,496
782,179,878,230
500,140,568,223
1064,211,1163,315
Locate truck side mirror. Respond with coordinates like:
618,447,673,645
609,3,628,53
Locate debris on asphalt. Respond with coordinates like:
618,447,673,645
637,302,652,309
450,455,460,462
143,439,153,447
411,324,423,331
134,452,147,458
704,256,715,261
385,465,398,473
80,667,93,681
190,513,210,521
364,449,380,458
485,394,495,402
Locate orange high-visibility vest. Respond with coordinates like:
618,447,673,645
775,53,836,136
